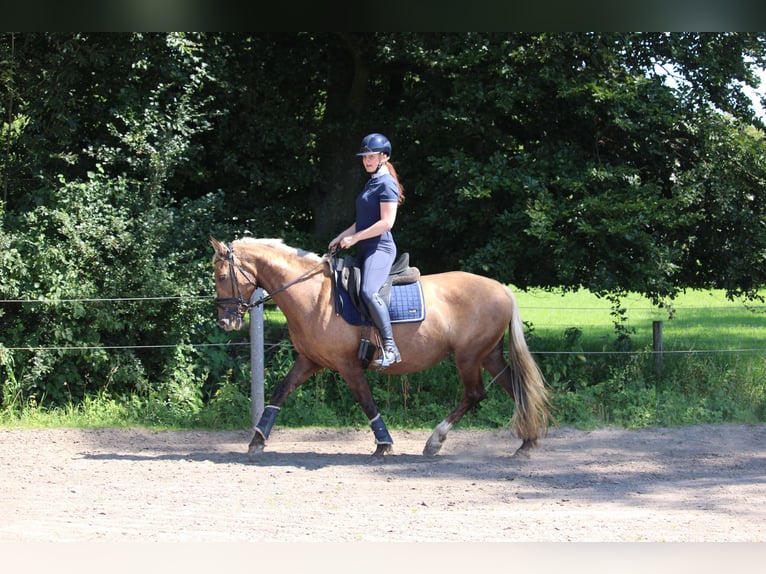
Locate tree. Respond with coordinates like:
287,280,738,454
4,32,766,407
0,33,240,406
362,33,766,305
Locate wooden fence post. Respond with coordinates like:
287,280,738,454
653,320,663,376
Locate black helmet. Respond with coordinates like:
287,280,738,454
356,133,391,157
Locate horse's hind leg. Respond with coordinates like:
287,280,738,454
482,341,538,459
423,357,486,457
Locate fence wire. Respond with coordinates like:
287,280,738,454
1,295,765,356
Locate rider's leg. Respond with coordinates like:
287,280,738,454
359,248,400,369
365,291,401,368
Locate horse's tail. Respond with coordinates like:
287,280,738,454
505,287,552,445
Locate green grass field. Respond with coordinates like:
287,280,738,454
513,287,766,353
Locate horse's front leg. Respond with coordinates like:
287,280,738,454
340,367,393,460
248,354,321,455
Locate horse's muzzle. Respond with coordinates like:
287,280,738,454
218,316,244,331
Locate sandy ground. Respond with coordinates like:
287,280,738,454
1,423,764,545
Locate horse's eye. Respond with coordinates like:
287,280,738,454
217,273,228,282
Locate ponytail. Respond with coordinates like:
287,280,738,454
387,162,405,205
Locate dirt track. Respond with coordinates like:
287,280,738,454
1,423,764,543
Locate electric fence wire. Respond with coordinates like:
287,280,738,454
1,295,764,355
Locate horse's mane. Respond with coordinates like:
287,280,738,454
235,237,323,263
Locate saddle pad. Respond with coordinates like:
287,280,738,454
338,281,426,326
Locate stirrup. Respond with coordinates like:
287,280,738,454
374,344,401,369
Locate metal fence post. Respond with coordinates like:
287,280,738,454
249,288,265,427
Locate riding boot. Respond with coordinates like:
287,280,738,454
365,293,401,369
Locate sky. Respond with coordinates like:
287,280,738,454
657,59,766,121
743,67,766,119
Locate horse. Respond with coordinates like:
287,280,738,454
211,236,552,459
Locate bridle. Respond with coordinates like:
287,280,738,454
215,242,330,321
215,243,258,321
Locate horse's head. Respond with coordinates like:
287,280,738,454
210,237,258,331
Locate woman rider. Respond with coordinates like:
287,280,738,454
328,133,405,369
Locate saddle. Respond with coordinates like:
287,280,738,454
330,252,421,321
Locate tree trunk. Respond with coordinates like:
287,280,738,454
311,34,369,239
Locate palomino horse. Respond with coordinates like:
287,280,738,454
211,237,551,458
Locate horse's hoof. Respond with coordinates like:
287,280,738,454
423,433,446,457
371,443,392,460
422,440,442,457
511,439,537,459
423,421,450,457
511,447,531,459
248,440,265,456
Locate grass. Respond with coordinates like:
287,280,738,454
513,286,766,353
507,287,766,429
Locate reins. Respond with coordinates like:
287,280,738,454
216,243,331,316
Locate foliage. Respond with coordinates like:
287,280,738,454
399,33,766,305
0,32,247,408
7,33,766,296
3,32,766,423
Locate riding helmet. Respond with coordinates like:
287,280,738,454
356,133,392,157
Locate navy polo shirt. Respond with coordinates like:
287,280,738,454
355,171,399,251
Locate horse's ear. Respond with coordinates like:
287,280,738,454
210,236,227,256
